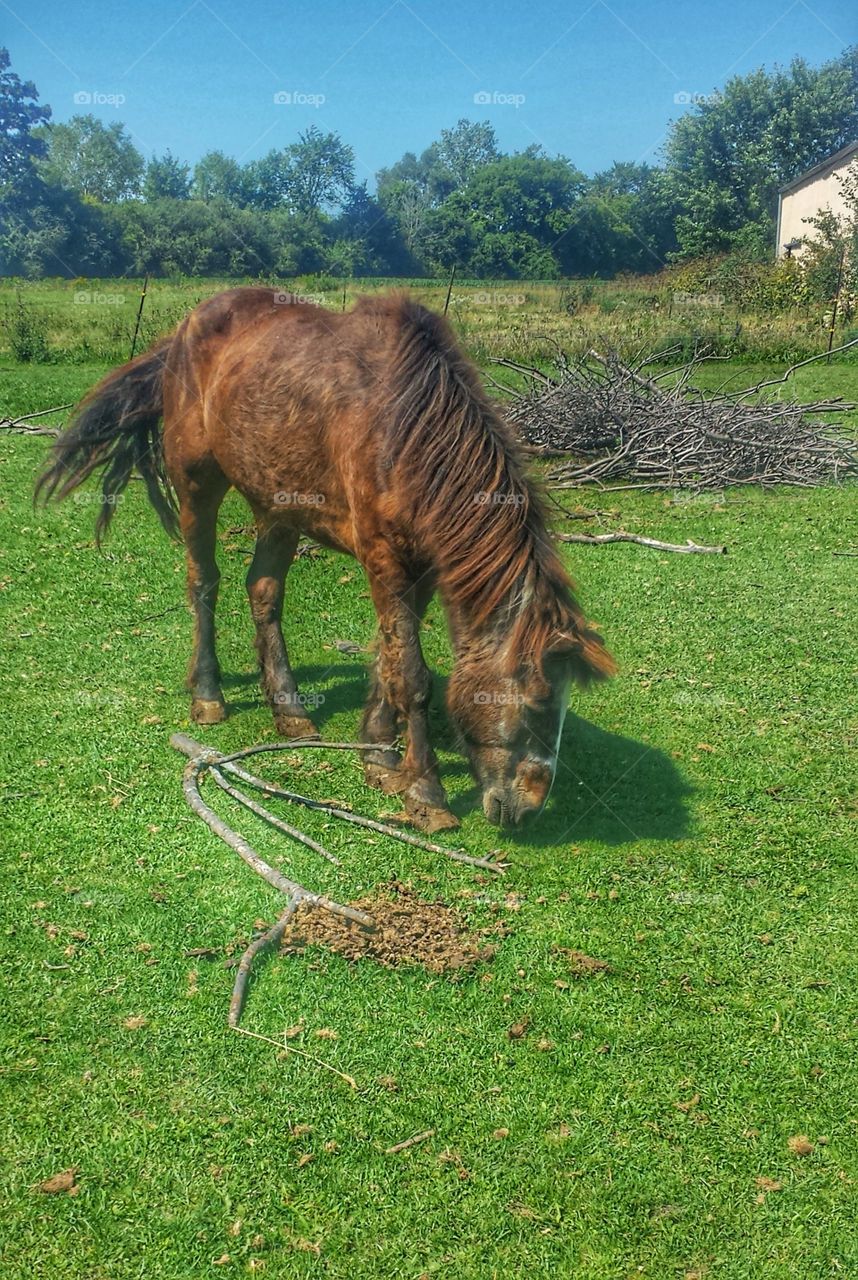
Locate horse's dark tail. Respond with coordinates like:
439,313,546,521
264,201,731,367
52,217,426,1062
35,337,178,543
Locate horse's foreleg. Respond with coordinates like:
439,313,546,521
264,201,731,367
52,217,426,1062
179,479,228,725
396,623,460,834
362,563,458,833
247,521,318,738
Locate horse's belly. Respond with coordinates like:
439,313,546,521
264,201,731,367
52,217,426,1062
272,504,357,557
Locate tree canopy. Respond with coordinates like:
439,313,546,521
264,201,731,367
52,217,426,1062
2,44,857,279
36,114,144,202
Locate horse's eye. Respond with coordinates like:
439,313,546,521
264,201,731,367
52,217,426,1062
523,692,553,714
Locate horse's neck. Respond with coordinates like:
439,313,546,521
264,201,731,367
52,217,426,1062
445,586,520,666
427,458,557,666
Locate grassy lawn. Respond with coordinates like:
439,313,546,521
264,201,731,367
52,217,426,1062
1,343,856,1279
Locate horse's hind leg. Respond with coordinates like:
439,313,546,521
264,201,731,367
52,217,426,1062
246,521,318,738
360,665,406,794
178,474,229,724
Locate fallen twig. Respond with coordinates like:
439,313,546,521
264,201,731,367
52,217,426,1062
216,755,505,873
209,765,342,867
228,903,299,1028
723,338,858,403
385,1128,436,1154
139,604,185,624
0,403,72,435
171,733,505,1040
556,531,727,554
230,1025,357,1088
178,750,372,923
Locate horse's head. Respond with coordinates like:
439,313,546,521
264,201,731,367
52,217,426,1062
446,636,578,828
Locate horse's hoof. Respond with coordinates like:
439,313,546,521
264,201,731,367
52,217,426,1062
364,761,409,795
364,747,403,772
191,697,226,725
405,799,461,834
274,713,320,740
404,779,460,833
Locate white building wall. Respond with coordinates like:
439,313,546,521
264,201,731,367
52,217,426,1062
777,158,856,257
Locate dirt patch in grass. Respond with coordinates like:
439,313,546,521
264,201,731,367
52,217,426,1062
552,946,612,978
279,882,495,974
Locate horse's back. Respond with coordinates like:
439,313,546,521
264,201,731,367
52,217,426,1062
163,288,405,549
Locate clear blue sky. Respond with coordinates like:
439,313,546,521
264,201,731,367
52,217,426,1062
3,0,855,184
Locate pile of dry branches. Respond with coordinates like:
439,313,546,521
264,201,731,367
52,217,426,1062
497,343,858,491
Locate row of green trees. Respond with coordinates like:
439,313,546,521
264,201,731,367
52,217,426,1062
1,46,857,279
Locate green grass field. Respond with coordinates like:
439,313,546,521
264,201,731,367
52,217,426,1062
3,271,854,369
1,301,857,1278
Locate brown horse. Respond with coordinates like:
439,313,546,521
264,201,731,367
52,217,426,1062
37,288,614,832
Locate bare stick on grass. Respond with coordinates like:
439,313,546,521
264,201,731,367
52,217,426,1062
172,733,504,1049
231,1025,358,1089
385,1128,436,1154
0,403,72,435
556,531,727,554
173,734,506,874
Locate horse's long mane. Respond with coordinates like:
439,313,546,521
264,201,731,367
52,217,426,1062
381,296,614,681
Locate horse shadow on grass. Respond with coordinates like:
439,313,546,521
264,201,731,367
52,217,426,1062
510,714,692,847
219,663,692,847
219,660,370,717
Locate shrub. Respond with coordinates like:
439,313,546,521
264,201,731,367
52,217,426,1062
6,293,50,362
666,255,805,312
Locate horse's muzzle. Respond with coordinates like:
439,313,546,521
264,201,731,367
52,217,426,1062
482,787,543,828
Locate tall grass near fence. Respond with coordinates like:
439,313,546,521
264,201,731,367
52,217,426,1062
1,269,855,367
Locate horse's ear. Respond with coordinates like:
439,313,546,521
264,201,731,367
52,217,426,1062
547,626,617,686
